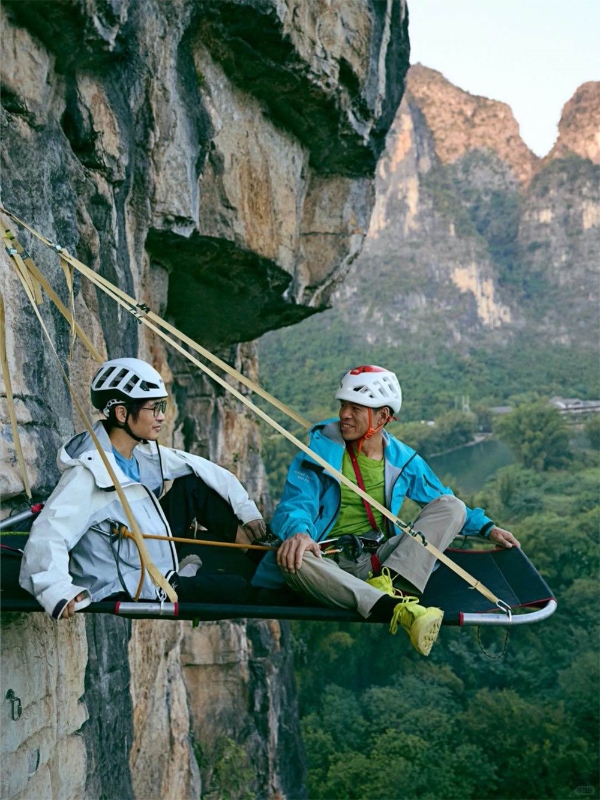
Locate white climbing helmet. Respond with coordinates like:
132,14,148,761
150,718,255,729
91,357,167,415
335,365,402,414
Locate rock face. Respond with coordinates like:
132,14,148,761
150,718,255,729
547,82,600,165
406,64,538,185
181,619,306,799
337,64,533,352
0,1,409,798
365,67,599,348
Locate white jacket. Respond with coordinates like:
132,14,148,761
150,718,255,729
19,422,262,618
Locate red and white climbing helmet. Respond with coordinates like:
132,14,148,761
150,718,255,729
335,365,402,414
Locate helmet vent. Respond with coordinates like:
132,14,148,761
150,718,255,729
95,367,112,389
108,368,129,389
123,375,140,392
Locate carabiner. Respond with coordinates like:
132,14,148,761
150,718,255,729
495,599,513,621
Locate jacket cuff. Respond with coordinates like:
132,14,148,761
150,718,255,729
479,521,495,539
52,599,68,619
237,502,262,525
50,588,92,619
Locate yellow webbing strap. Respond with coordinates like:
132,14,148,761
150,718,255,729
59,256,77,361
0,207,312,430
117,527,278,552
7,245,177,602
0,290,32,499
0,208,504,608
2,228,104,363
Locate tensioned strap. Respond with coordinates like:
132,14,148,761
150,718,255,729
0,207,311,430
0,209,506,610
6,245,177,602
2,228,104,362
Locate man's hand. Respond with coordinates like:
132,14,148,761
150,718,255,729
62,593,86,619
243,518,267,542
488,526,520,549
277,532,321,573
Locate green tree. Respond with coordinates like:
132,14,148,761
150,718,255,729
493,403,572,470
584,413,600,450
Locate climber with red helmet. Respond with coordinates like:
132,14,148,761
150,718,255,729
20,357,266,619
253,365,519,656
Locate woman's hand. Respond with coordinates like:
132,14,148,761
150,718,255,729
62,593,86,619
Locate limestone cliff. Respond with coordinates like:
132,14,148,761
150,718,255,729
547,81,600,165
405,64,538,185
0,1,409,798
344,64,529,351
364,67,599,348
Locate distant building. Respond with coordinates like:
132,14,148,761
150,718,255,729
490,406,512,415
548,397,600,414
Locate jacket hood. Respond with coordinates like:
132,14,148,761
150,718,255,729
58,421,155,488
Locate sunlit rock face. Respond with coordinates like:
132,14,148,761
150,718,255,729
0,1,409,797
521,82,600,342
405,64,538,186
547,82,600,165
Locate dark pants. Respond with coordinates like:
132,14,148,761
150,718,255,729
159,472,239,543
159,473,256,602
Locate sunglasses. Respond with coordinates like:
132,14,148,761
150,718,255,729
138,399,168,417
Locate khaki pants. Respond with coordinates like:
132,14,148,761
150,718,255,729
284,495,466,618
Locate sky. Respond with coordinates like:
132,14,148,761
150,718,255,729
409,0,600,157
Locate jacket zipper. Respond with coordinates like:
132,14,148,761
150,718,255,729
142,485,178,573
317,491,341,542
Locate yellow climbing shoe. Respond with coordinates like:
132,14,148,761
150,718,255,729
366,567,407,598
389,597,444,656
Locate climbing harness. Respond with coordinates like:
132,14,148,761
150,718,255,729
1,207,510,614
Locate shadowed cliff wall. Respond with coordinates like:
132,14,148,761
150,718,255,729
0,1,409,797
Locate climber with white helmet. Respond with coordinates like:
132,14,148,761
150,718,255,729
20,357,266,619
252,365,519,656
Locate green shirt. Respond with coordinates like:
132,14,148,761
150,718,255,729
328,450,385,538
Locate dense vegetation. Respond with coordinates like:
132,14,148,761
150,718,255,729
288,414,599,800
259,314,598,432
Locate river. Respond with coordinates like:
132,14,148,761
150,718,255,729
428,438,515,494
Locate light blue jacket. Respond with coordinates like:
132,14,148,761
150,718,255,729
253,419,494,589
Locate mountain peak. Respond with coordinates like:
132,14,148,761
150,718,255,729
406,64,538,184
547,81,600,164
